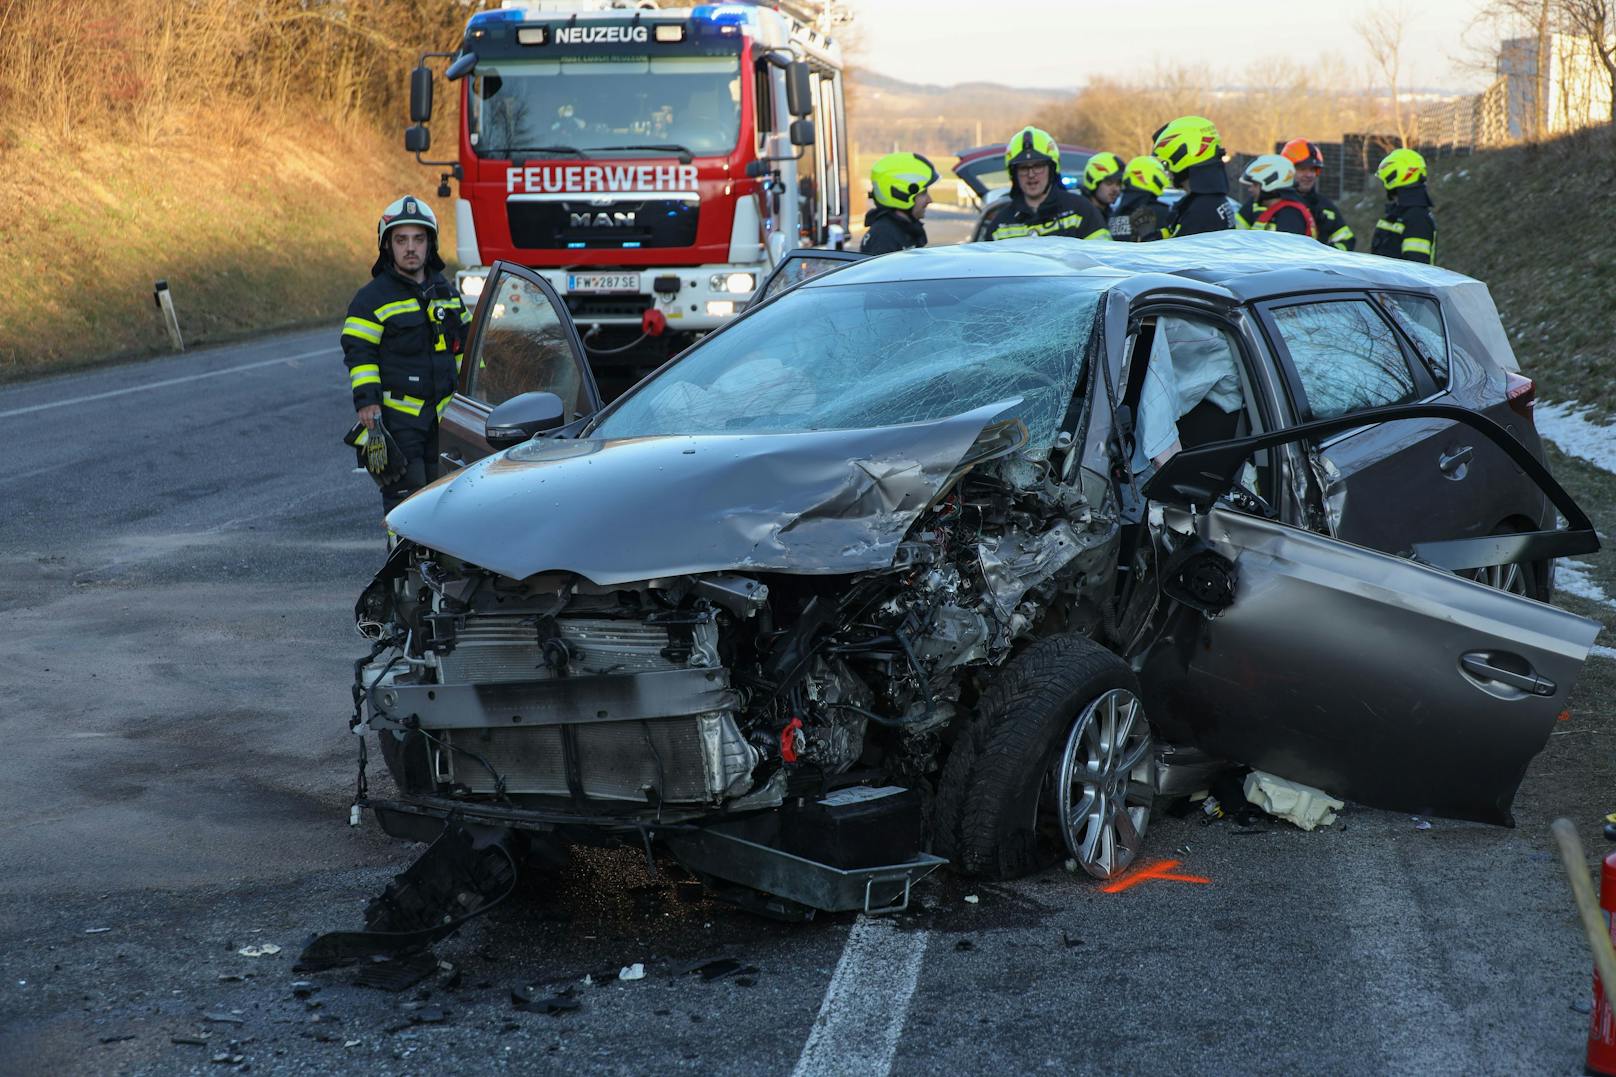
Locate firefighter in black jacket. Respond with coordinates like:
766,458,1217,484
1152,115,1237,236
988,126,1109,241
1372,148,1437,264
860,152,939,255
1234,155,1318,237
341,196,471,515
1108,155,1173,241
1282,138,1355,250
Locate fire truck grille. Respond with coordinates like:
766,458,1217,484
508,199,700,250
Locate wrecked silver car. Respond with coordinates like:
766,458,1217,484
343,233,1601,924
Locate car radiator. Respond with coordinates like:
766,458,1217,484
430,615,755,803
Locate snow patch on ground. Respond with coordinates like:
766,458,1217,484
1535,402,1616,475
1592,644,1616,662
1558,560,1614,608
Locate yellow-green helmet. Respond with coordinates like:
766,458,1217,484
1123,155,1170,197
1376,147,1427,190
1152,115,1222,172
1005,126,1060,172
1082,151,1123,193
869,151,939,210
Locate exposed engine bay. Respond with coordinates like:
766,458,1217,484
354,450,1118,830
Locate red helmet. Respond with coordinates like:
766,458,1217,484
1281,138,1324,170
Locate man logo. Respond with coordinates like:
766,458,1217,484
570,211,637,228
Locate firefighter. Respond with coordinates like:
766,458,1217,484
860,152,939,255
988,126,1109,241
1152,115,1237,236
341,196,471,516
1108,155,1173,242
1234,155,1317,237
1079,151,1124,225
1281,137,1355,250
1372,148,1437,264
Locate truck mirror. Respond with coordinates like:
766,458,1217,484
785,61,813,117
409,65,433,123
405,125,431,153
789,119,815,147
445,51,478,81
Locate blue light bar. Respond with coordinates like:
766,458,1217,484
468,7,524,27
691,4,754,26
622,242,642,248
566,242,586,249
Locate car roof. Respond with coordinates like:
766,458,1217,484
813,231,1468,299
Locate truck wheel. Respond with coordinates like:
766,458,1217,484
936,634,1154,881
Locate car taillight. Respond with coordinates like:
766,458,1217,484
1506,371,1536,424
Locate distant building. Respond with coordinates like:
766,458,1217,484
1498,34,1613,138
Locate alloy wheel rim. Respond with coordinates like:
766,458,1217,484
1054,688,1154,879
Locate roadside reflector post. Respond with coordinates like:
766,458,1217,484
153,279,185,352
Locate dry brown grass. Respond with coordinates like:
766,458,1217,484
0,0,476,375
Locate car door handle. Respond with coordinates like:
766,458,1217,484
1438,446,1474,473
1460,652,1557,696
441,451,467,468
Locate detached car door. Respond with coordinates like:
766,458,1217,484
1138,405,1601,825
438,261,601,470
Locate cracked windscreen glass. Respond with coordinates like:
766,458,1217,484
592,277,1099,448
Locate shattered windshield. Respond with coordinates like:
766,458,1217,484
592,277,1098,447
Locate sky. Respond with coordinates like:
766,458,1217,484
846,0,1496,92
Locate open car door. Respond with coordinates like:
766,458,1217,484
1137,404,1602,825
438,261,601,470
752,248,865,306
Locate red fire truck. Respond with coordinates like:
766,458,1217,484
406,1,849,394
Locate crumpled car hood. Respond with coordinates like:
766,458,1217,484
387,402,1017,584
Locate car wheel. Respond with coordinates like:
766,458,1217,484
933,633,1154,881
1465,524,1549,602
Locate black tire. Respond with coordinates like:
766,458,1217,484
933,633,1145,880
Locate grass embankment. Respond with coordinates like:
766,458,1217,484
1338,125,1616,419
0,122,444,380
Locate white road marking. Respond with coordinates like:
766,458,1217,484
792,916,928,1077
0,348,337,419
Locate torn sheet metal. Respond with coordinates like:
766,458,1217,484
385,402,1020,585
1243,771,1343,831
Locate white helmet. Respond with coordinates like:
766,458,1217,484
1240,155,1296,194
377,195,438,247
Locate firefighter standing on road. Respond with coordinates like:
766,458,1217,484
1108,155,1173,242
1078,151,1124,232
860,152,939,255
1235,155,1317,237
1372,148,1437,264
988,126,1109,241
341,196,471,516
1152,115,1237,236
1282,138,1355,250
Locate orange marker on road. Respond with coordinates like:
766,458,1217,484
1100,858,1211,894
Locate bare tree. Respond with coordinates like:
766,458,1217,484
1358,2,1416,146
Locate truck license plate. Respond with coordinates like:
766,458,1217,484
567,272,639,293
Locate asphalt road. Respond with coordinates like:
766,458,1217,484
1,328,1613,1075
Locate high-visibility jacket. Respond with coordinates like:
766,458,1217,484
1235,194,1317,238
1164,159,1237,237
1108,189,1171,242
989,186,1110,241
1371,185,1437,264
341,269,470,429
860,206,927,254
1301,188,1356,251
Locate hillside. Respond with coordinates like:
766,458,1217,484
846,70,1069,154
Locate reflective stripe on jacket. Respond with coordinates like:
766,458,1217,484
1370,185,1437,265
341,269,470,427
988,187,1111,241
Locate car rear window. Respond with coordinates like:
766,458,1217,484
1376,291,1450,385
1270,299,1421,421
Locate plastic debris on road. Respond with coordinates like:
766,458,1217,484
619,963,646,981
963,894,980,904
236,943,281,958
1413,817,1433,831
1242,771,1343,831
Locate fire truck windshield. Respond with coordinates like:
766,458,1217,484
469,55,742,159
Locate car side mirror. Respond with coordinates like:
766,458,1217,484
789,119,814,147
485,391,567,448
